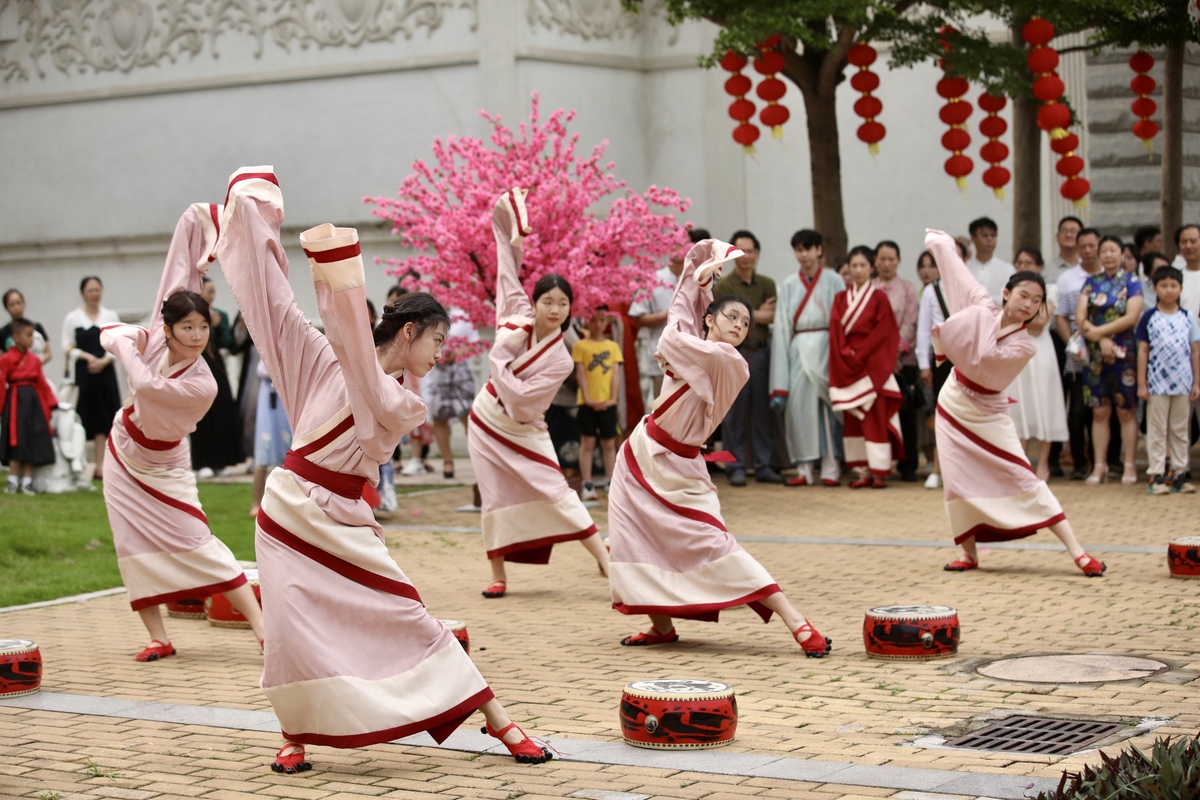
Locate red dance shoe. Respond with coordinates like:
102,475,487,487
483,721,553,764
943,555,978,572
481,580,507,599
792,622,832,658
786,475,809,487
134,640,176,662
271,742,312,774
620,627,679,646
1075,553,1107,577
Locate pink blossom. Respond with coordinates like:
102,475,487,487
365,93,690,355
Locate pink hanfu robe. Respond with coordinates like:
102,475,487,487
102,203,248,612
829,283,904,476
216,170,492,749
608,242,780,622
927,231,1066,544
468,193,596,564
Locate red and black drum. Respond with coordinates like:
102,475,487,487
619,679,737,749
166,594,209,620
863,605,960,659
440,619,470,654
205,569,261,628
1167,536,1200,579
0,639,42,697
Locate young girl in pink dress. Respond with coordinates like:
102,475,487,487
469,188,608,599
101,203,265,662
925,229,1105,576
606,239,831,656
216,168,552,774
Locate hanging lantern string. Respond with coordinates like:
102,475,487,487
1023,16,1089,207
754,34,790,141
1129,50,1159,156
848,41,885,155
978,92,1010,200
722,50,760,154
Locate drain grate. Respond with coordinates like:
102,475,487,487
946,715,1126,755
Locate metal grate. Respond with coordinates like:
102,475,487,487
946,715,1127,756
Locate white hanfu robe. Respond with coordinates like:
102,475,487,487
468,194,596,564
216,171,492,749
102,203,247,611
608,242,780,623
927,231,1066,545
770,267,845,463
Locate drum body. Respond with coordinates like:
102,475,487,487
205,570,261,628
863,605,959,659
1167,536,1200,579
619,679,736,749
166,595,209,619
0,639,42,697
440,619,470,654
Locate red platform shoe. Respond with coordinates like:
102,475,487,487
134,640,176,662
271,742,312,774
1075,553,1107,577
793,622,832,658
483,721,553,764
943,554,979,572
620,627,679,646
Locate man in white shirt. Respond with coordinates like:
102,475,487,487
1049,216,1083,272
965,216,1014,305
1055,228,1101,479
1174,224,1200,315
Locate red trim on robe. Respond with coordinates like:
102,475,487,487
129,574,249,611
652,383,690,418
468,409,561,471
207,203,221,262
645,415,700,459
936,404,1034,474
292,413,355,458
107,438,208,524
224,171,279,208
282,686,495,748
512,331,563,376
487,526,598,563
613,585,780,623
122,407,180,451
256,510,424,605
0,348,57,446
792,267,822,331
621,438,726,531
303,242,362,263
953,368,1000,395
283,451,367,501
955,513,1067,545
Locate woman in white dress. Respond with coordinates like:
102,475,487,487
1006,248,1067,481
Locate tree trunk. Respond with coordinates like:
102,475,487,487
1010,19,1040,255
801,77,849,266
1161,42,1184,259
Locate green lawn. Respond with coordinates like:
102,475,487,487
0,482,446,608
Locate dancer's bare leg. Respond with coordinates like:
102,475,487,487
489,556,507,584
225,583,265,641
580,533,608,575
758,591,807,636
1034,440,1052,482
136,606,169,644
958,535,979,563
1047,518,1086,561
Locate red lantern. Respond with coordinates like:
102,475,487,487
1061,177,1090,202
1055,136,1090,208
1023,17,1071,141
937,67,972,190
1021,17,1055,47
977,91,1009,198
1050,132,1079,155
1037,102,1071,136
848,41,885,153
1129,50,1159,151
753,40,789,140
722,50,759,153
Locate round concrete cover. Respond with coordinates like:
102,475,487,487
977,654,1169,683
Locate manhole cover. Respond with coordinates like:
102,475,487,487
977,654,1169,683
946,715,1126,755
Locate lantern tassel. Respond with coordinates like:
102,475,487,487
1050,127,1070,140
772,126,784,139
868,142,880,155
1142,138,1155,158
956,177,968,191
993,187,1005,200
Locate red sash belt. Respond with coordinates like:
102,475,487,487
645,414,700,459
954,368,999,395
122,406,180,451
283,450,367,500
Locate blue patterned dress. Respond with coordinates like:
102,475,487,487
1081,269,1142,409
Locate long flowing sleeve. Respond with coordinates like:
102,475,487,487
916,289,934,370
144,203,218,362
304,224,428,464
925,230,993,316
492,191,533,324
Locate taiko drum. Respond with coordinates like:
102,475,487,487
863,605,960,659
440,619,470,653
0,639,42,697
205,570,261,628
165,594,209,620
619,679,737,749
1168,536,1200,578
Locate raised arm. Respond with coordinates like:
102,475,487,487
925,229,993,315
492,188,533,323
146,203,219,358
304,223,428,463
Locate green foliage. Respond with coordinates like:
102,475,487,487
1036,735,1200,800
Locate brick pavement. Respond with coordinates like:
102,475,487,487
2,472,1198,799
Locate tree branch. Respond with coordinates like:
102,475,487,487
1056,38,1120,56
818,22,861,92
469,251,495,302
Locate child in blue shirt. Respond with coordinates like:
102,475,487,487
1136,267,1200,494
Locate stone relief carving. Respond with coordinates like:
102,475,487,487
0,0,478,81
525,0,677,46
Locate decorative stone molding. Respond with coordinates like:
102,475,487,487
525,0,641,41
0,0,477,81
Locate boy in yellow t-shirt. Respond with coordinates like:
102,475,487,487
572,308,623,500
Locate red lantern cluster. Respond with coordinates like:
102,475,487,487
1023,17,1071,141
754,35,790,139
938,73,973,190
1129,51,1159,150
848,41,885,154
978,92,1010,199
722,50,759,153
1052,130,1090,206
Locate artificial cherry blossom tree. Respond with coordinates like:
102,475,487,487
366,93,690,356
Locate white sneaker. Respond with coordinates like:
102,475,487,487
196,467,215,480
400,458,427,477
581,481,598,501
924,473,941,490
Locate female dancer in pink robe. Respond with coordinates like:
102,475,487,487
469,188,608,599
216,167,551,775
606,240,831,656
829,246,904,488
926,229,1105,576
102,203,265,662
